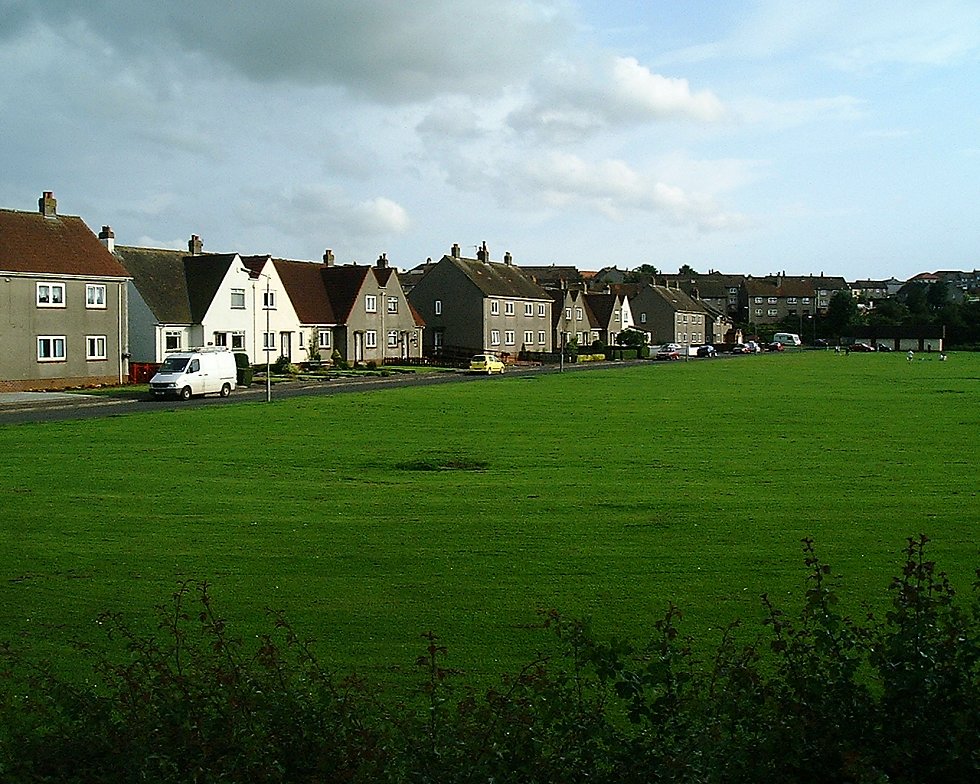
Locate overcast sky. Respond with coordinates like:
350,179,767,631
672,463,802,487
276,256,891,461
2,1,978,279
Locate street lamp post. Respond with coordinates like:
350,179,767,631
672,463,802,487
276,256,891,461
242,267,272,402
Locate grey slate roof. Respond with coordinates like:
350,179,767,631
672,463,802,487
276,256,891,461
441,254,551,300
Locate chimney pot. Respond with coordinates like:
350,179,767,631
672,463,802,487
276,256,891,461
188,234,203,255
39,191,57,217
323,249,335,266
376,252,388,269
451,243,461,259
98,225,115,252
503,251,513,266
477,241,490,263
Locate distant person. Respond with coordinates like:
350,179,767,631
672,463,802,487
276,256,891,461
907,350,914,362
940,351,948,361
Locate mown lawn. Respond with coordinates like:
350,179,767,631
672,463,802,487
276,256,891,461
0,351,976,686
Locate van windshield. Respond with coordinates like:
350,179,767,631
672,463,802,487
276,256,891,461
159,357,189,373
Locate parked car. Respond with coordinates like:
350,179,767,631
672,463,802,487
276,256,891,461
696,345,717,358
814,338,830,348
765,342,785,352
745,341,763,353
655,346,681,361
850,343,875,352
875,344,893,352
730,343,751,354
150,348,237,400
469,353,505,374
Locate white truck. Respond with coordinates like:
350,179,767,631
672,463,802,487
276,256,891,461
772,332,802,347
149,348,237,400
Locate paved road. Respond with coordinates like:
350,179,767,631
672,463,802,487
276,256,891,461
0,361,626,425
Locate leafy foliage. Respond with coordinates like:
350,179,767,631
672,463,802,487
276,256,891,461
2,537,977,783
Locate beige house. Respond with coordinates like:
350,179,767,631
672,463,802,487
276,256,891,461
0,192,130,391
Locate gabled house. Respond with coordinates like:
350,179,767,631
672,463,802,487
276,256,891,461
116,236,259,363
583,290,633,345
407,243,552,357
550,288,596,349
741,274,848,326
626,284,709,346
262,250,422,364
0,192,131,391
660,271,746,317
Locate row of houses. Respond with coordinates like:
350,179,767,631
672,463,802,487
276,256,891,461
0,192,965,391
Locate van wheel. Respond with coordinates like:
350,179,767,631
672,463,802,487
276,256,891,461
179,386,192,400
220,383,231,398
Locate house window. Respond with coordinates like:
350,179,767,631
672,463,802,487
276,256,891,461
231,288,246,309
365,330,377,348
768,297,777,304
299,331,305,348
538,331,546,344
318,330,331,349
565,307,572,319
263,290,276,309
538,303,546,317
263,332,276,350
505,302,515,316
640,313,647,323
434,299,442,315
524,331,533,345
504,330,515,346
754,308,762,316
231,332,245,350
387,330,399,347
490,330,500,346
86,335,107,360
36,282,65,307
365,295,377,313
387,296,398,313
575,307,583,319
491,300,499,315
524,303,534,316
213,332,228,347
754,297,763,304
37,336,66,361
768,309,778,316
86,284,107,308
165,331,182,351
802,297,811,304
787,297,797,305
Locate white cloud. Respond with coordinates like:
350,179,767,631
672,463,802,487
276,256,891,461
509,54,724,142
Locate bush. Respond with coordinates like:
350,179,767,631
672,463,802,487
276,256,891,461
1,537,977,783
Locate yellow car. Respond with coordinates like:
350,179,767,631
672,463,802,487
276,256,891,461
469,353,505,374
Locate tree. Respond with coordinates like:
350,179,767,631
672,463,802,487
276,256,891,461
624,264,659,283
615,328,647,347
678,264,698,276
824,290,859,337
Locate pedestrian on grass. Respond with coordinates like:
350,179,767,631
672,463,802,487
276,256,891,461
908,349,914,362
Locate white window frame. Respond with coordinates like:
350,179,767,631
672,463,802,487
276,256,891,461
768,297,778,304
365,295,377,313
754,297,763,304
231,332,245,350
768,308,778,316
524,302,534,317
86,284,107,309
505,301,515,316
263,332,276,350
434,299,442,315
165,331,182,352
37,335,66,361
538,303,546,317
755,308,763,316
575,307,583,319
490,329,500,346
263,290,277,309
565,307,572,319
318,330,331,349
230,288,246,309
365,330,377,349
538,331,546,344
491,300,499,315
36,282,66,308
387,330,399,347
523,330,533,345
86,335,107,360
213,332,228,347
504,330,515,346
387,296,398,314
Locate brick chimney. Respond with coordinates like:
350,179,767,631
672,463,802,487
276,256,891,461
98,226,115,252
503,251,513,266
39,191,57,217
323,249,335,267
451,243,461,259
376,252,388,269
188,234,203,255
476,241,490,263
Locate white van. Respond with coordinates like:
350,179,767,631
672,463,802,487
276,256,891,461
772,332,802,347
150,348,237,400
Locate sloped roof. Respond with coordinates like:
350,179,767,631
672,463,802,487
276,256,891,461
321,264,371,322
115,246,192,323
268,257,337,325
442,255,550,300
647,285,706,313
521,265,584,287
115,248,237,323
0,206,129,278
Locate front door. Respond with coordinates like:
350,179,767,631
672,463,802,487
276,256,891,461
354,332,364,362
280,332,291,361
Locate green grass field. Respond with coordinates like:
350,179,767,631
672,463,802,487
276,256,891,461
1,351,977,685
